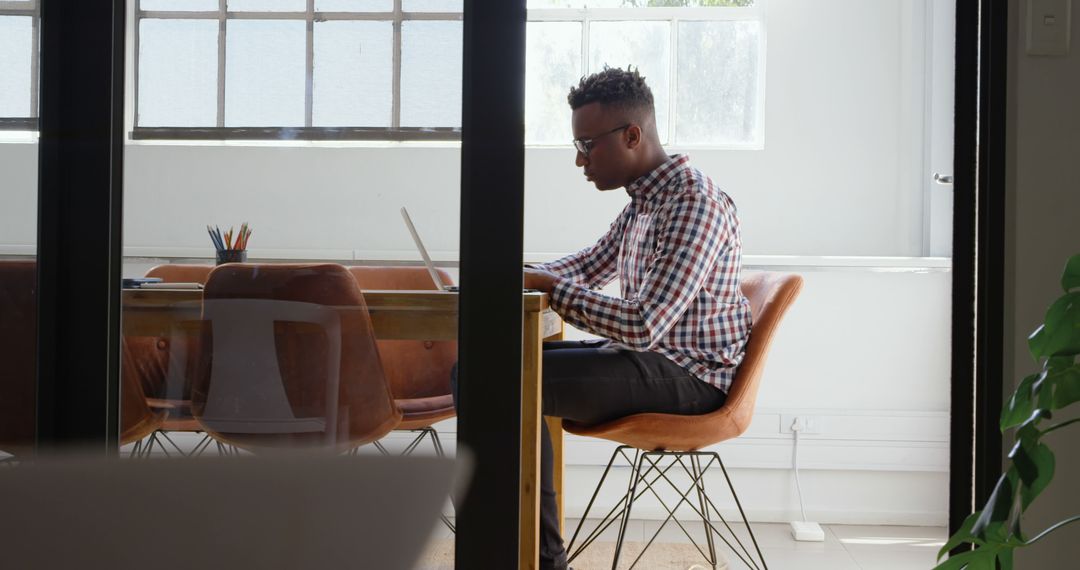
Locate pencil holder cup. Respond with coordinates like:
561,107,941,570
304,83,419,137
216,249,247,265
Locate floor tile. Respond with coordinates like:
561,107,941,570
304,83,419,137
846,547,943,570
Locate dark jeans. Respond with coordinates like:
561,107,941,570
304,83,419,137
451,339,727,570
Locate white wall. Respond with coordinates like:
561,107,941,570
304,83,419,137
1005,0,1080,565
0,0,954,526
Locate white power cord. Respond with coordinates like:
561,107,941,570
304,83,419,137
788,420,825,541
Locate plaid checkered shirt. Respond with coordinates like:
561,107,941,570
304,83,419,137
537,154,752,393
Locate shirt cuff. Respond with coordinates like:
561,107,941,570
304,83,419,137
548,276,578,316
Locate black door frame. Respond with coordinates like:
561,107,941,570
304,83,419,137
32,0,1006,563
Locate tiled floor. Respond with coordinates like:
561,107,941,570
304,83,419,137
421,520,947,569
589,521,947,570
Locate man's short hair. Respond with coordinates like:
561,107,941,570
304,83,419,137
567,66,655,115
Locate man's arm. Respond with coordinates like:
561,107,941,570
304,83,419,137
542,192,731,349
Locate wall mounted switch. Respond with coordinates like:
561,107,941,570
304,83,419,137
1027,0,1072,56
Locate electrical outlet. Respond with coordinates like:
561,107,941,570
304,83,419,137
780,414,822,435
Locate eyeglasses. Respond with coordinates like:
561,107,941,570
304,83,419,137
573,124,631,157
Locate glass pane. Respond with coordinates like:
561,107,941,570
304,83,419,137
313,20,393,127
525,22,582,145
676,20,760,145
589,21,670,142
228,0,306,11
400,21,462,128
141,0,218,10
225,20,306,127
402,0,463,11
315,0,393,11
138,19,219,127
0,16,33,118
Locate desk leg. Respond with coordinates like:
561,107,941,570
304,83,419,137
520,310,543,570
545,416,564,534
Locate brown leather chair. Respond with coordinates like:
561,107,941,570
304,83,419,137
1,260,165,459
563,272,804,570
190,263,401,453
120,264,214,455
347,267,457,452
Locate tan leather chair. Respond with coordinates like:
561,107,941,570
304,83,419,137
190,263,401,453
121,264,214,455
563,272,803,570
1,260,165,459
347,267,456,448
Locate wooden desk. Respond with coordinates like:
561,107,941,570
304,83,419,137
122,288,564,570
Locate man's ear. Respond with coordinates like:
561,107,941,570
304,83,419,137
625,124,642,149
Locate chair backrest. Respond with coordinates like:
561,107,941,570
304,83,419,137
721,271,804,438
192,263,401,452
0,260,37,457
0,260,162,455
347,266,457,400
145,264,213,284
128,264,214,401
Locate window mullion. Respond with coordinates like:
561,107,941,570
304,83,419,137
217,0,226,128
392,0,402,130
305,0,314,128
581,11,590,78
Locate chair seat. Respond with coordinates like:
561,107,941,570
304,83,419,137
563,407,745,452
395,395,456,430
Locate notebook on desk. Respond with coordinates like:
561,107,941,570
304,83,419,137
400,206,540,294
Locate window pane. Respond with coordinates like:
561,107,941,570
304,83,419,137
225,20,306,127
589,21,670,142
677,20,760,144
315,0,393,11
402,0,463,12
228,0,306,11
527,0,754,7
313,21,393,127
0,16,32,118
400,21,462,128
525,22,581,145
138,19,218,127
141,0,218,10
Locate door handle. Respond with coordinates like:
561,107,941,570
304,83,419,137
934,173,954,185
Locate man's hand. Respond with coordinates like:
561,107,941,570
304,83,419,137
523,267,559,294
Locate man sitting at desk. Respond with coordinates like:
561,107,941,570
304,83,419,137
522,67,753,570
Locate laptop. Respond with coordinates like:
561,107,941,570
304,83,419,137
400,207,459,291
400,207,541,294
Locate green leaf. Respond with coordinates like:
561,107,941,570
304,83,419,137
1028,292,1080,359
1050,366,1080,410
1047,356,1076,372
1062,254,1080,292
1020,443,1055,510
997,547,1015,570
1001,374,1038,431
940,511,982,560
933,548,999,570
973,473,1015,539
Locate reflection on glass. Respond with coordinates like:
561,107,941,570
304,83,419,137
589,20,670,142
0,260,37,460
138,19,219,128
313,20,394,127
401,20,463,128
225,19,306,127
677,20,760,145
526,22,582,145
0,16,33,117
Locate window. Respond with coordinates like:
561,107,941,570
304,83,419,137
130,0,764,145
0,0,38,130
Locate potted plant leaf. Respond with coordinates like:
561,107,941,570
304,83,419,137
935,254,1080,569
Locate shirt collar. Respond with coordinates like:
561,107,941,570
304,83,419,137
625,154,690,207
